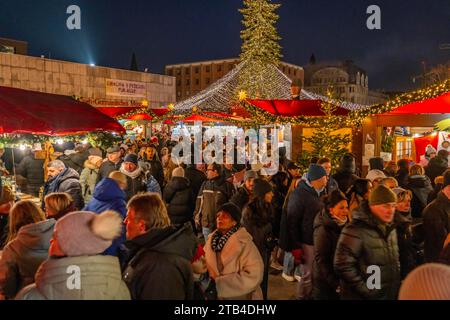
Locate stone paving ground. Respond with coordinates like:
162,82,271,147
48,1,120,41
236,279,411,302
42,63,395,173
267,269,298,300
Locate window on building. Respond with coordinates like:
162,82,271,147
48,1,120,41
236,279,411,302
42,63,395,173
217,65,222,72
167,69,173,76
195,79,200,86
186,79,190,85
177,80,181,86
294,70,297,76
206,66,210,73
176,69,181,76
206,78,210,85
185,68,190,75
229,64,233,71
195,67,200,74
177,91,181,97
186,91,190,96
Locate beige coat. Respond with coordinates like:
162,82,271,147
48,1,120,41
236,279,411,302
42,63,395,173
205,227,264,300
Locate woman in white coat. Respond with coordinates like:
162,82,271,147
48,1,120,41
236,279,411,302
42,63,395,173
204,203,264,300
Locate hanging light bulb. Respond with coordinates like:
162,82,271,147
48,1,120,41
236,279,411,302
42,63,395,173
56,139,64,145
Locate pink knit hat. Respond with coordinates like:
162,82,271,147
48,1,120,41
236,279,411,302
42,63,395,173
55,211,123,257
399,263,450,300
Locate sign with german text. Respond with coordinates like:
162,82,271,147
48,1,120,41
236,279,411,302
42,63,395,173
106,79,146,98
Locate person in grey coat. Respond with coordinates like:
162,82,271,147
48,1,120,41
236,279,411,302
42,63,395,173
0,201,55,299
16,210,130,300
79,153,103,203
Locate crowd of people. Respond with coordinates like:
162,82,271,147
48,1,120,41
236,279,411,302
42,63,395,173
0,136,449,300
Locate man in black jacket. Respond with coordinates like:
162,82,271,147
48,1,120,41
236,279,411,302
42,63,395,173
423,169,450,262
334,185,400,300
122,193,197,300
184,164,206,198
16,147,45,197
194,163,235,242
43,160,84,210
96,146,123,184
287,164,327,300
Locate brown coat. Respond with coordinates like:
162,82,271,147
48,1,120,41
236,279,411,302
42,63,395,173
204,227,264,300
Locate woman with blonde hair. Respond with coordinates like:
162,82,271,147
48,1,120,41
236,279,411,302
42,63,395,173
44,192,75,221
0,200,55,299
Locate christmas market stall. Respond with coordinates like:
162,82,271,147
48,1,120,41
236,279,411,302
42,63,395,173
358,80,450,174
0,86,125,200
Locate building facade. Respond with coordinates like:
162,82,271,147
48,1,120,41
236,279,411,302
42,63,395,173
165,58,304,101
0,52,175,109
304,60,388,105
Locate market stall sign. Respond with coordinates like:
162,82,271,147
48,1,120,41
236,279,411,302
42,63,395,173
106,79,146,98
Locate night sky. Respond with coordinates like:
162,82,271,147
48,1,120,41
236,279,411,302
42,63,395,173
1,0,449,91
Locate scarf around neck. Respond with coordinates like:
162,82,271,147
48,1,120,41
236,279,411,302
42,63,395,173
120,163,143,179
211,224,241,252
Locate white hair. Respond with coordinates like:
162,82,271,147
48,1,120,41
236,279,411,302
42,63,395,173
48,160,66,170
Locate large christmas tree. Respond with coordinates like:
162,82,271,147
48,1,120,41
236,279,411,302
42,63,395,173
238,0,286,99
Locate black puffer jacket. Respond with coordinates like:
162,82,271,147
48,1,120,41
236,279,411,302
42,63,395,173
163,177,194,225
406,175,433,219
230,185,251,211
312,209,347,300
422,192,450,262
16,155,45,197
425,156,448,185
121,223,197,300
96,159,123,184
334,201,400,300
286,180,325,247
184,166,206,198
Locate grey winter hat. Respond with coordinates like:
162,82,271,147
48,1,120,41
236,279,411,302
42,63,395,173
55,211,123,257
244,170,258,182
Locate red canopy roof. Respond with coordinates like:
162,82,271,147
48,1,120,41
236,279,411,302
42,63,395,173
0,86,125,135
247,99,350,116
381,92,450,115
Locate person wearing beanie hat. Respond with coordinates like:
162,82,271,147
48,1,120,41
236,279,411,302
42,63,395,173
286,162,301,190
422,169,450,263
119,153,161,200
96,145,123,184
16,210,131,300
122,193,197,300
286,164,327,299
204,202,264,300
334,184,401,300
230,171,258,211
194,163,235,242
399,263,450,300
80,152,104,203
241,178,275,299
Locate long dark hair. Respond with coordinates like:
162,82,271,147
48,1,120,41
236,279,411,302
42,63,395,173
324,190,348,210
